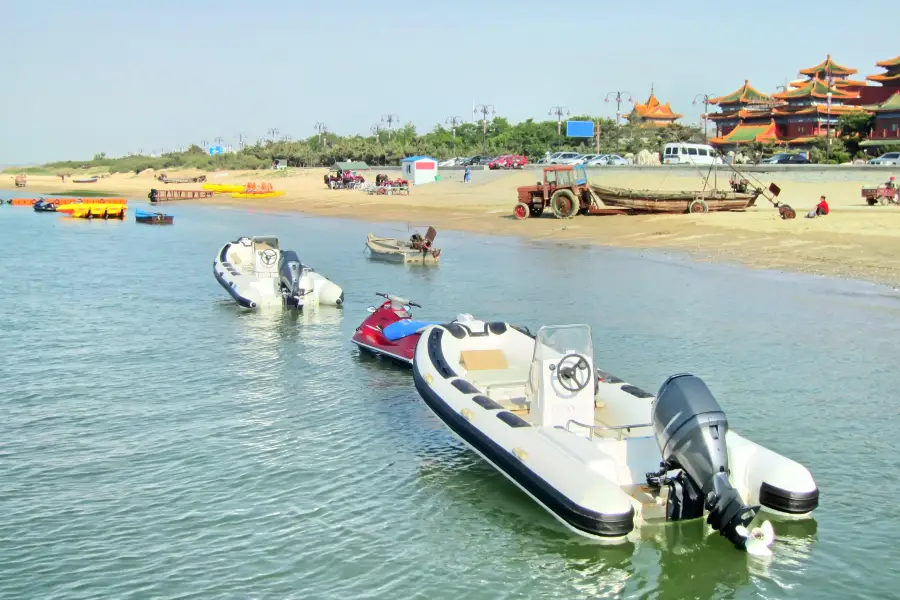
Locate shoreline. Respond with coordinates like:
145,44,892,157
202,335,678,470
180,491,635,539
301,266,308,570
4,168,900,288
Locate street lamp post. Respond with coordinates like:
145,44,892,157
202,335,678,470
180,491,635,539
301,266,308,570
548,105,570,136
825,69,834,164
693,93,714,142
445,116,462,153
314,122,328,146
381,114,399,138
474,104,495,155
267,128,279,142
604,91,632,151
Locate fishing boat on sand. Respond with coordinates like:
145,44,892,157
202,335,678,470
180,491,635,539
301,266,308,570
588,183,761,214
135,210,174,224
72,176,99,184
366,227,441,264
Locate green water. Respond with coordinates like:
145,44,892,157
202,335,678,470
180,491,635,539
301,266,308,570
1,198,898,599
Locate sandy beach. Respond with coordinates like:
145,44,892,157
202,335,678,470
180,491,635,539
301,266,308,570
5,166,900,287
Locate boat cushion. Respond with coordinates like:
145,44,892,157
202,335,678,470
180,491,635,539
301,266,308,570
382,319,441,341
459,349,508,371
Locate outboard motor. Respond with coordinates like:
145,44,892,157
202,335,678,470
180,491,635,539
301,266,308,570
648,373,759,550
278,250,305,304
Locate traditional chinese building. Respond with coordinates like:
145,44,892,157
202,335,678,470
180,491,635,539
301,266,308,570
860,92,900,150
631,87,682,127
707,80,778,145
769,75,860,144
859,56,900,105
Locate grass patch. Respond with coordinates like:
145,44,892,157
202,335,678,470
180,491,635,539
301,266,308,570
49,189,123,197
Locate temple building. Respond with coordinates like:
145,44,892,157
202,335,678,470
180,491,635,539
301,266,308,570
860,92,900,150
706,80,779,145
860,56,900,105
631,88,682,127
769,76,860,144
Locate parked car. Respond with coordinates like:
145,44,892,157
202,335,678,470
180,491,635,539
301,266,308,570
761,153,793,164
574,154,602,165
772,153,810,165
868,152,900,165
550,152,583,165
662,142,724,165
459,156,493,166
536,152,563,164
586,154,628,166
488,154,528,169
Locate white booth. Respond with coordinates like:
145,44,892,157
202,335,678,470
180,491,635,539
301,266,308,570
401,156,438,186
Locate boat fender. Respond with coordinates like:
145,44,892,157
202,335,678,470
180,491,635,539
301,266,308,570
451,379,479,394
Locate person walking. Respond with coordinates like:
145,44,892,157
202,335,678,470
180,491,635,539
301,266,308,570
464,166,471,184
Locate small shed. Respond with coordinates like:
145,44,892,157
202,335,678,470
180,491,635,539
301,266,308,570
401,156,438,185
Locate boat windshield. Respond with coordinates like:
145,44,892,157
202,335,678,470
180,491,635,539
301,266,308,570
252,236,280,250
532,324,593,363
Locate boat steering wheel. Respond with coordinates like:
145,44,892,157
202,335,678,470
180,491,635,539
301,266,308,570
260,249,278,266
555,354,591,392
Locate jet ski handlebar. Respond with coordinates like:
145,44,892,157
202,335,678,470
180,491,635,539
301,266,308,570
375,292,421,308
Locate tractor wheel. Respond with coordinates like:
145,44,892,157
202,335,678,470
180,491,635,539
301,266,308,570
867,198,878,206
879,195,889,206
550,190,578,219
688,199,709,214
778,204,796,220
514,202,529,220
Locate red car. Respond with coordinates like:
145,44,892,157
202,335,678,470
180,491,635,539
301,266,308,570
488,154,528,169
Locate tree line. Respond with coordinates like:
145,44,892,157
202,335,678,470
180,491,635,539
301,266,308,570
25,116,708,174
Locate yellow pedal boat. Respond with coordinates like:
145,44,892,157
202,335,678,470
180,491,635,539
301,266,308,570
56,203,127,219
230,191,286,199
202,183,246,193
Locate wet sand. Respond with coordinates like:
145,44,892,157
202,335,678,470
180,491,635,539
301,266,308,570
5,167,900,287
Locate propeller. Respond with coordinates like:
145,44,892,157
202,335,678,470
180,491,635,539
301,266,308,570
735,520,775,557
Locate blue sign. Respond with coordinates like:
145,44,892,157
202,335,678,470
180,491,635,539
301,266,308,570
566,121,594,138
208,145,224,155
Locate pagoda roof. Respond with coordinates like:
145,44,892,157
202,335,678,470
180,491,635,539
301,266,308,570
833,79,869,87
772,104,860,116
707,108,776,121
875,56,900,68
633,91,682,121
710,80,774,106
772,77,858,101
861,92,900,112
708,120,778,145
799,54,857,77
867,72,900,84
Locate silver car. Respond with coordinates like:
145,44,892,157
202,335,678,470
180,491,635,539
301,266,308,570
868,152,900,165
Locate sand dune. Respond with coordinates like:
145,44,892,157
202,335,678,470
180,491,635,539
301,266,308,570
4,166,900,287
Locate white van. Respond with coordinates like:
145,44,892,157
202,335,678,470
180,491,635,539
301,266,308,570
662,142,723,165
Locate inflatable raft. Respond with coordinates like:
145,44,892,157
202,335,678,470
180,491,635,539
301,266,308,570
57,203,127,219
202,183,246,193
412,321,818,554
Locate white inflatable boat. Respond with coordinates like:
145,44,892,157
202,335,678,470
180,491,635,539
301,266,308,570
412,320,819,554
214,236,344,310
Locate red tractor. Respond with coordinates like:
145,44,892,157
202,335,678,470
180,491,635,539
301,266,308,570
513,164,626,219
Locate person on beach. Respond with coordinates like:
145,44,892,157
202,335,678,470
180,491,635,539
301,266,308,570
464,166,471,184
806,196,829,218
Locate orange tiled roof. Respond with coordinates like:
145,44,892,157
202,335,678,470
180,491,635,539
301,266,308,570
867,72,900,84
710,80,774,106
707,108,777,121
772,77,859,101
799,54,857,77
633,92,683,121
772,104,860,116
708,120,778,145
875,56,900,68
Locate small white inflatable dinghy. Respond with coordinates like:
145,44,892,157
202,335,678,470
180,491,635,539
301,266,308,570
412,321,818,553
214,236,344,310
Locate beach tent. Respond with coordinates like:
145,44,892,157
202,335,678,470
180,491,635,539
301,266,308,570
400,156,438,186
332,161,370,171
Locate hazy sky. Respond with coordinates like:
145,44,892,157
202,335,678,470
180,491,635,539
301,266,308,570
3,0,897,164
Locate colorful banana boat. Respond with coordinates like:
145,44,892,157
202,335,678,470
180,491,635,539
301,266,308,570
202,183,245,193
56,203,127,219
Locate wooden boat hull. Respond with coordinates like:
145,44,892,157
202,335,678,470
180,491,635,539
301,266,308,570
589,184,759,214
366,233,441,264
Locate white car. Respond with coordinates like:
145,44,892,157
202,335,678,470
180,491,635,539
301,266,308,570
536,151,563,164
574,154,602,165
552,152,583,165
868,152,900,165
585,154,628,166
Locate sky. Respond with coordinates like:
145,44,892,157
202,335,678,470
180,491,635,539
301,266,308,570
3,0,897,164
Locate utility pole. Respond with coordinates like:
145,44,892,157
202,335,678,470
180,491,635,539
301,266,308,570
604,91,632,151
236,133,246,151
693,93,714,142
474,104,495,155
445,116,462,154
370,124,383,143
267,128,279,142
548,105,570,136
314,122,328,146
825,68,833,164
381,114,399,138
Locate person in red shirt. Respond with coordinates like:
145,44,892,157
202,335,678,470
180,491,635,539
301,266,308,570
807,195,829,218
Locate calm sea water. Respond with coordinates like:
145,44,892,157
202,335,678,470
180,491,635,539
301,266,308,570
1,195,898,599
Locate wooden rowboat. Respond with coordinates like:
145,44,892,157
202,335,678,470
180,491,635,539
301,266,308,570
589,184,760,214
366,227,441,264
